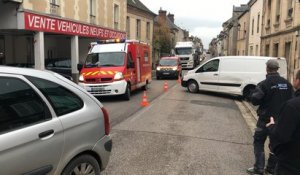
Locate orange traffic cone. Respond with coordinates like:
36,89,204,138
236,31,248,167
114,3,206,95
164,81,168,92
140,91,149,107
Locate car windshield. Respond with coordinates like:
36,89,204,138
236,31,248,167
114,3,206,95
84,52,125,67
175,48,192,55
159,59,177,66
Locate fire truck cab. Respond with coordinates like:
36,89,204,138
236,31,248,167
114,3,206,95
78,39,152,100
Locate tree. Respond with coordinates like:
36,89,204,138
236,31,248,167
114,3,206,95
153,20,172,55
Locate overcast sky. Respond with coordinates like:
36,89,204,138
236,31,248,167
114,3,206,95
140,0,249,49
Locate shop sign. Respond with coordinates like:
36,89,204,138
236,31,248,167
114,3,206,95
24,12,126,39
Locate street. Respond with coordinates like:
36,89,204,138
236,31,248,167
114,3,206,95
101,78,255,175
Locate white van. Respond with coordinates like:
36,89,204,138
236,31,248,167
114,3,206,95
181,56,287,99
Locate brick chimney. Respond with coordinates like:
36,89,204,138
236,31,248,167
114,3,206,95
168,13,174,23
159,8,167,18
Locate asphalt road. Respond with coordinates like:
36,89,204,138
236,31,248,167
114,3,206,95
101,80,254,175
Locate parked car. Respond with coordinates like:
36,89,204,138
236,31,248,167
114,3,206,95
156,56,182,79
0,66,112,175
45,58,73,80
181,56,287,99
4,58,73,80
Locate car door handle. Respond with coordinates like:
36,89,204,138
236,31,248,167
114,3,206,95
213,73,219,76
39,129,54,139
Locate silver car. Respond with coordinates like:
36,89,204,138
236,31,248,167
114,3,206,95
0,66,112,175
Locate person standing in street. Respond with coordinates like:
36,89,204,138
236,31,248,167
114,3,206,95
247,59,294,175
266,69,300,175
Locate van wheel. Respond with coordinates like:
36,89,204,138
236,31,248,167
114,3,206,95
62,155,100,175
243,86,256,101
187,80,199,93
122,84,131,101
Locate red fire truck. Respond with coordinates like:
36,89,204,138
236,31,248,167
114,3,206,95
78,39,152,100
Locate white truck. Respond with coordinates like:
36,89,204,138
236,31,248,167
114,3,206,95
174,41,200,69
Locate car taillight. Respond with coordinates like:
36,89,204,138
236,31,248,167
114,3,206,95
101,107,110,135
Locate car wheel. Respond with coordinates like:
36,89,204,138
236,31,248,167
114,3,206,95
156,76,160,80
122,84,130,101
62,155,101,175
187,80,199,93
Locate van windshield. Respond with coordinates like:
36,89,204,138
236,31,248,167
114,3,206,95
159,59,177,66
84,52,125,67
175,48,192,55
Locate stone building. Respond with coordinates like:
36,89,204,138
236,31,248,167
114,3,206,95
248,0,263,56
0,0,126,79
261,0,300,80
237,9,250,56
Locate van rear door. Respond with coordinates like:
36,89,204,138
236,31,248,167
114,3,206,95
194,59,220,91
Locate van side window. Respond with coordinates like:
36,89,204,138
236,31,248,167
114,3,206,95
144,52,149,62
197,59,219,73
26,77,83,117
0,77,51,134
127,52,134,68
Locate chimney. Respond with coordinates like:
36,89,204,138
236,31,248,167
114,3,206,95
168,13,174,23
159,8,167,18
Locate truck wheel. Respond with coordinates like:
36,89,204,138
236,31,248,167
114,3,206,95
62,155,100,175
187,80,199,93
122,84,131,101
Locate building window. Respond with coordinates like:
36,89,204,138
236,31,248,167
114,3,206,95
275,0,281,23
126,17,130,38
90,0,96,24
265,44,270,56
136,19,141,39
287,0,293,18
146,22,150,40
273,43,279,57
251,19,254,35
50,0,60,15
257,14,260,33
114,4,120,30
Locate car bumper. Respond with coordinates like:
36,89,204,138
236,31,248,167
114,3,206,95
78,80,127,96
156,70,179,77
93,135,112,171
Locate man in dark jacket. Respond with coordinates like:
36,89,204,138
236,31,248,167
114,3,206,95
247,59,294,175
267,69,300,175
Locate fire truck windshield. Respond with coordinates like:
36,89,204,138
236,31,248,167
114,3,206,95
85,52,125,67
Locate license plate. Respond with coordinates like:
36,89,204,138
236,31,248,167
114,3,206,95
163,72,170,75
91,87,104,91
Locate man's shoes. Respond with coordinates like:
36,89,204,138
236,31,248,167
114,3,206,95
247,167,264,175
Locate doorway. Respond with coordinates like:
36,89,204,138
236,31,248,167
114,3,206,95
0,36,5,64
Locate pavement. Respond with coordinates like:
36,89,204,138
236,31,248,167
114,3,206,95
102,83,254,175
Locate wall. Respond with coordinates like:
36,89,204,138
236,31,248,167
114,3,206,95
248,0,263,56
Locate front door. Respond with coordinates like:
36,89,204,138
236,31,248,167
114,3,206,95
0,75,64,175
194,59,220,91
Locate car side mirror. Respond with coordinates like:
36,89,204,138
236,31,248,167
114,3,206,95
77,63,83,72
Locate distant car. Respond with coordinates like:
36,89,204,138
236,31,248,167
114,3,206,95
156,56,182,79
45,58,73,80
0,66,112,175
